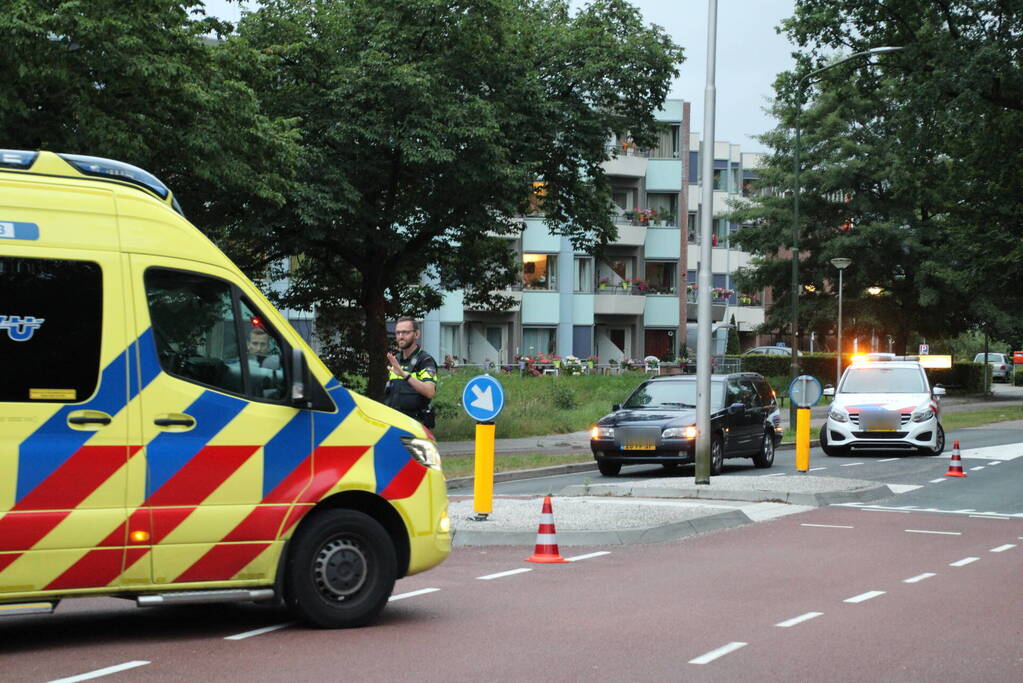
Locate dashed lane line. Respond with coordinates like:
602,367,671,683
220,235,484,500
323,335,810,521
971,515,1010,520
990,461,1002,465
808,467,828,471
775,612,823,628
801,523,854,529
950,557,980,567
389,588,441,601
844,590,886,603
566,551,612,562
689,642,747,664
929,478,947,483
990,544,1016,553
477,568,532,580
49,661,150,683
877,458,899,462
904,573,937,583
905,529,961,535
224,623,294,640
840,462,864,467
970,466,986,471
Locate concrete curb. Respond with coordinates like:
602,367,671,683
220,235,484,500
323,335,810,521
559,481,893,507
444,439,817,490
450,508,753,547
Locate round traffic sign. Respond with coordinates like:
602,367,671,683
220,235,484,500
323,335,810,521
462,374,505,422
788,375,823,409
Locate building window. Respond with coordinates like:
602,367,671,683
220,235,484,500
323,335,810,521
522,327,556,357
645,261,677,295
574,257,593,293
441,324,461,363
596,258,632,290
652,124,680,158
645,193,678,225
712,168,724,190
688,213,697,243
523,253,558,290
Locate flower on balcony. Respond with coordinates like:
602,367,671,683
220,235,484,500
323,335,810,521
711,287,735,300
634,208,654,223
687,283,697,294
598,276,612,290
738,293,758,305
630,277,649,292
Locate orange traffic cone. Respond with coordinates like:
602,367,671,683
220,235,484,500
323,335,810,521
944,440,967,477
525,496,568,563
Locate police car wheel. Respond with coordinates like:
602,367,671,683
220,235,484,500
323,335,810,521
285,509,396,629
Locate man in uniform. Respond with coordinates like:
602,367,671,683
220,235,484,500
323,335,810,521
384,317,437,426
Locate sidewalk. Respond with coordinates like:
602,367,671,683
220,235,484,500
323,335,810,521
442,384,1023,548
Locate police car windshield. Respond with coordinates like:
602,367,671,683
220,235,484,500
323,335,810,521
841,367,927,393
623,379,724,409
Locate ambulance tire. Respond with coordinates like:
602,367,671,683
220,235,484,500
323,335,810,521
285,509,397,629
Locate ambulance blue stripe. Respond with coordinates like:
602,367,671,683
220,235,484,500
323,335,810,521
262,382,355,496
127,329,161,400
16,351,129,502
373,427,413,494
145,391,247,498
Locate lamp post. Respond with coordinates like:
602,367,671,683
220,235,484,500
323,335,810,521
789,46,902,424
831,257,851,383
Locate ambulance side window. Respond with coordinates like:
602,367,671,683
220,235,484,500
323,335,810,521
237,298,288,401
145,269,243,394
1,256,102,403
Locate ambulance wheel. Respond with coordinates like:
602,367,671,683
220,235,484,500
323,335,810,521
285,509,396,629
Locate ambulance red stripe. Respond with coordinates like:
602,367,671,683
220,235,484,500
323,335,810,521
44,548,124,590
173,542,271,583
380,459,428,501
13,446,136,511
145,445,258,507
0,510,71,552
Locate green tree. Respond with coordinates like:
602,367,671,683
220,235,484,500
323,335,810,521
0,1,299,228
774,0,1023,344
726,314,740,355
237,0,682,399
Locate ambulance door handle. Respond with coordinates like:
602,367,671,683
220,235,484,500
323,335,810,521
67,411,113,429
153,414,196,431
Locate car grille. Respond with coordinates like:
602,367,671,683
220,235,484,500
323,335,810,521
616,426,660,450
849,413,910,428
851,431,909,439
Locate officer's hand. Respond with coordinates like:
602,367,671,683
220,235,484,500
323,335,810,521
386,352,401,373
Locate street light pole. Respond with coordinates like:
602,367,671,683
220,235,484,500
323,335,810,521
831,257,851,384
789,46,902,424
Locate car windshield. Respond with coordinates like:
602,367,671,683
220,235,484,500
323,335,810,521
623,380,724,409
840,367,927,393
974,353,1004,362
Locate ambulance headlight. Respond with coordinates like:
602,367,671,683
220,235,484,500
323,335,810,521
402,437,442,470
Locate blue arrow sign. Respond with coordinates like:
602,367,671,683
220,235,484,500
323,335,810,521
462,374,505,422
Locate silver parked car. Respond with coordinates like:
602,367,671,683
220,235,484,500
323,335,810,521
973,352,1012,382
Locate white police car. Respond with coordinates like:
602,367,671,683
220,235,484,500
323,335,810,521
820,358,945,456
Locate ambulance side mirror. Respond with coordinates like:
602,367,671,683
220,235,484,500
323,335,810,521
291,348,334,412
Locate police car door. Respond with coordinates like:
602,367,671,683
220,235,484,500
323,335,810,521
0,249,134,594
129,257,311,587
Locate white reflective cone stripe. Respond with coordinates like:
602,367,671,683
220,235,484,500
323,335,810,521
534,533,558,544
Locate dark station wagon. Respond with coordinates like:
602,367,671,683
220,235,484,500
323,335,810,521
590,373,783,476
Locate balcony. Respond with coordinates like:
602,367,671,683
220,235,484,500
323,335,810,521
594,286,645,315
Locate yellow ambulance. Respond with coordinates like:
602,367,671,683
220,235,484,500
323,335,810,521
0,150,450,628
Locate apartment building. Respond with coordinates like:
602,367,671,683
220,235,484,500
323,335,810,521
421,99,768,365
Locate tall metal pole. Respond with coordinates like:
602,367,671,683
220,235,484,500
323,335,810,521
836,267,843,383
694,0,718,485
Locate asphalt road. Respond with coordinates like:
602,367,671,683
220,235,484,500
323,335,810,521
6,508,1019,682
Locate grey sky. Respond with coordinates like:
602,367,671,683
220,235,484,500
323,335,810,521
202,0,797,153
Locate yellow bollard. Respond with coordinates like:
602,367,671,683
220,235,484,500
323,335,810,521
795,407,810,472
473,422,495,519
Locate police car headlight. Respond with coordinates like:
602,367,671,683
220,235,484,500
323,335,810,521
662,426,698,439
911,406,935,423
402,437,442,470
828,407,849,423
591,426,615,440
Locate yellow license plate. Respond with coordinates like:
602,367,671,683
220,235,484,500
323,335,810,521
623,443,656,450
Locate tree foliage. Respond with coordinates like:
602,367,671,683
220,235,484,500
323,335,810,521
0,1,299,228
732,0,1023,353
237,0,683,399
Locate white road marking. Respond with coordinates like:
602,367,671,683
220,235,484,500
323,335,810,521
835,504,1023,519
763,472,787,477
950,557,980,567
969,466,985,471
841,462,864,467
49,661,150,683
878,458,899,462
990,461,1002,465
776,612,823,628
808,467,827,471
958,443,1023,461
844,590,886,603
689,642,748,664
905,529,961,536
888,485,923,494
566,551,612,562
991,544,1016,553
929,478,947,483
904,573,937,583
861,508,910,514
225,622,294,640
802,523,854,529
477,568,532,580
971,515,1010,520
389,588,440,601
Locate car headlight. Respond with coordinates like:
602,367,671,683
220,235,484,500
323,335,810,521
662,426,698,439
591,426,615,440
911,406,935,423
402,437,442,470
828,407,849,423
